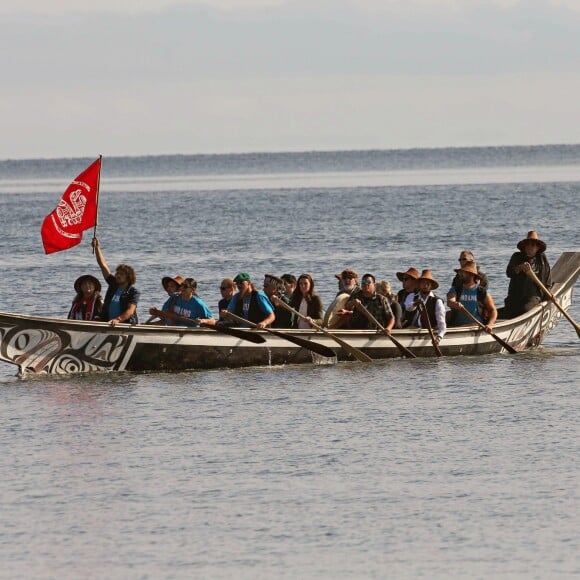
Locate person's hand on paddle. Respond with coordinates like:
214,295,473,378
515,261,532,274
336,308,353,316
448,299,462,311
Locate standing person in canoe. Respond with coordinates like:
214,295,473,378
500,230,553,318
224,272,275,328
67,274,104,321
92,237,140,326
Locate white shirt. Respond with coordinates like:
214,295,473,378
297,298,310,329
404,291,447,339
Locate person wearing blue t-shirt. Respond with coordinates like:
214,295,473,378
92,237,140,326
447,260,497,333
150,278,213,327
225,272,275,328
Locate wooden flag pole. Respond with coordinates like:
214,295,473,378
92,154,103,251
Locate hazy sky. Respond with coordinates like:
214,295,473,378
2,0,579,159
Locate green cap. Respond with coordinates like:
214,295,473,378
234,272,251,282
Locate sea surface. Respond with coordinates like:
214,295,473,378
0,145,578,578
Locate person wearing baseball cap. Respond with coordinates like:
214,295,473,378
224,273,275,328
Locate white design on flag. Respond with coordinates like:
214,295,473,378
50,215,81,240
56,183,89,228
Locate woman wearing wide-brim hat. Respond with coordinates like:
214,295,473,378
68,274,104,321
162,275,184,295
396,267,419,328
501,230,552,318
147,275,185,325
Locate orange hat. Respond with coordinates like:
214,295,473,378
453,260,480,282
162,275,184,291
396,267,419,282
416,269,439,290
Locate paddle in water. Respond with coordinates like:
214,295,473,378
272,297,373,363
222,311,336,358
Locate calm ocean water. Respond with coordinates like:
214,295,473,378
0,145,578,578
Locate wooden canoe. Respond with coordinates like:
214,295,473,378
0,252,578,376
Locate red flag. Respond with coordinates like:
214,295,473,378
41,157,101,254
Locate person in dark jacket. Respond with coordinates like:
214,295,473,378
396,267,419,328
500,230,552,319
92,237,140,326
263,274,294,328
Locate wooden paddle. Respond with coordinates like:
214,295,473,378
457,305,518,354
353,301,416,358
222,311,336,358
525,269,580,338
148,309,266,344
417,301,443,357
203,322,267,344
272,297,373,363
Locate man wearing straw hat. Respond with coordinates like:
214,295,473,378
447,260,497,332
403,269,447,344
501,230,552,318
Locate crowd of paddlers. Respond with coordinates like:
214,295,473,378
66,232,553,346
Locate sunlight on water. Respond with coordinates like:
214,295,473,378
2,164,580,194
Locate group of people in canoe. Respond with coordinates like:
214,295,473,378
67,231,553,343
